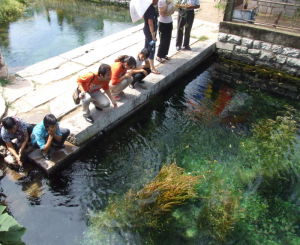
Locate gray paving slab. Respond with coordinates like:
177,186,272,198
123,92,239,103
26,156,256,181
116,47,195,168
2,77,33,103
16,56,67,78
26,61,85,85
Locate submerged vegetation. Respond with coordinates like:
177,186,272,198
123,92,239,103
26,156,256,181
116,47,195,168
84,102,300,244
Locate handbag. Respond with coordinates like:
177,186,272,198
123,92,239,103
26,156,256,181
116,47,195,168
72,87,81,105
72,73,95,105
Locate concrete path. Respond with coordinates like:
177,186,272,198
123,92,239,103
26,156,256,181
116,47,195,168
2,18,219,145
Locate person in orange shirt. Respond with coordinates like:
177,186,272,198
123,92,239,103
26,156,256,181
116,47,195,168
109,55,136,100
77,64,117,123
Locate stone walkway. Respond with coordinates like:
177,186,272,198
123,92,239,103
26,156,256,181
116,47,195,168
1,18,219,145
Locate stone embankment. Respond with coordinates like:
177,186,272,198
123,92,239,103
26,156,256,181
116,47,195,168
1,19,219,146
216,21,300,98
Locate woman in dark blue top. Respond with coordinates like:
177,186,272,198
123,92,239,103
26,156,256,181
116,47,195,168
143,0,160,74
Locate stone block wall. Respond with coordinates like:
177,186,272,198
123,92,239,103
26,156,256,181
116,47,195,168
217,22,300,78
210,58,300,100
217,33,300,77
0,51,8,79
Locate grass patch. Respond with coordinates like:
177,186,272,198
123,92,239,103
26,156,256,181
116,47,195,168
198,35,209,41
0,78,10,87
214,1,226,10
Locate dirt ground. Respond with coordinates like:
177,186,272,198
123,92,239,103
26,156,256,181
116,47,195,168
195,0,224,23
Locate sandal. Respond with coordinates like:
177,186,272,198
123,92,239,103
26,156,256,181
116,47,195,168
151,69,160,74
156,57,165,63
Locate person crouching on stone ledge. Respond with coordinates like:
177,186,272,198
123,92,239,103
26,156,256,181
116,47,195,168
109,55,136,101
0,117,34,171
130,48,151,89
77,64,117,124
31,114,70,160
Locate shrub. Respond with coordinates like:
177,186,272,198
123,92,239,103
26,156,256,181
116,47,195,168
0,0,25,23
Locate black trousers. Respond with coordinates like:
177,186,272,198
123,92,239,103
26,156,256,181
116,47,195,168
143,28,156,60
52,128,70,147
157,22,173,58
176,9,195,48
132,68,151,85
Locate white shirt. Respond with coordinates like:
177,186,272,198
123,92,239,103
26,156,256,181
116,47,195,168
179,0,200,5
136,56,144,68
158,0,174,23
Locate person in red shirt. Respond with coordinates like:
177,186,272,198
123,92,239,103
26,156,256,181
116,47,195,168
77,64,117,123
109,55,136,100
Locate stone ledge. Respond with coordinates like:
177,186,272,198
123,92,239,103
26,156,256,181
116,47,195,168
219,22,300,49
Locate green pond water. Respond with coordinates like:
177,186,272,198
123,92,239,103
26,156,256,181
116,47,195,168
1,59,300,245
0,0,137,72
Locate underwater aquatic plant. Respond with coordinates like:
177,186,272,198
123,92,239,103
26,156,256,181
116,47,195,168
241,106,297,178
85,163,202,244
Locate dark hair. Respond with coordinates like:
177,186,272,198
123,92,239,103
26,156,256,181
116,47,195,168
43,114,57,128
139,48,149,59
115,55,136,68
1,117,16,130
98,64,111,77
114,55,129,63
124,56,136,68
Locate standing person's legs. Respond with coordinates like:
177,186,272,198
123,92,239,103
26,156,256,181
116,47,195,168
164,22,173,58
157,22,173,59
183,10,195,49
144,28,152,49
89,91,110,110
176,9,186,49
110,77,133,96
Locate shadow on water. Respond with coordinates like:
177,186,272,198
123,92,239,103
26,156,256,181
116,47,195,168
1,57,300,245
0,0,137,71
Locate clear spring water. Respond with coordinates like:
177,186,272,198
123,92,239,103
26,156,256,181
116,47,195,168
0,0,137,72
0,59,299,245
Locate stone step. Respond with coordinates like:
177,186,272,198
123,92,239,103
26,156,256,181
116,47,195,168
27,142,80,174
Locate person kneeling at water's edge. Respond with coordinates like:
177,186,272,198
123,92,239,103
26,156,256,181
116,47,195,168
0,117,34,171
31,114,70,160
77,64,117,123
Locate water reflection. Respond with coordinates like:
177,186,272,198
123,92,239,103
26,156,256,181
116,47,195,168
0,0,137,71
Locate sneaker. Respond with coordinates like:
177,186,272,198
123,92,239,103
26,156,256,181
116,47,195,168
183,46,191,50
83,115,94,123
176,46,181,51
